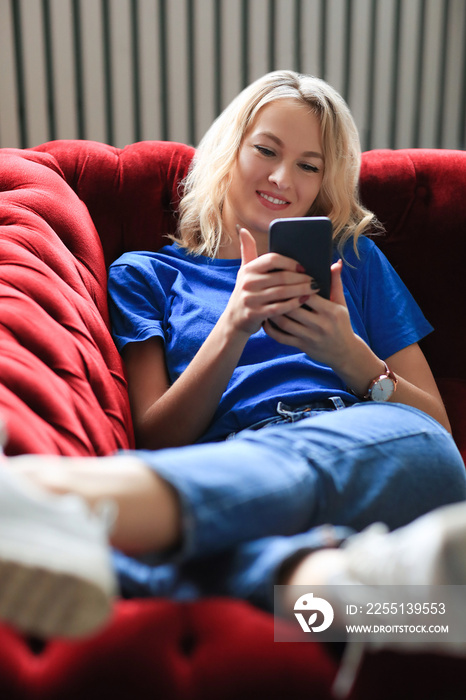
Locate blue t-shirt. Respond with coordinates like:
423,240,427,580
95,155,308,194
108,237,432,443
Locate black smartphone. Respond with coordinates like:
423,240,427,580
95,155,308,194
268,216,333,299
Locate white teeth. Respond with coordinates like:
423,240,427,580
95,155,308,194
260,192,288,205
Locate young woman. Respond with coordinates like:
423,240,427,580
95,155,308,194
1,71,465,642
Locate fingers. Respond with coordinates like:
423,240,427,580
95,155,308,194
236,225,313,296
259,291,313,318
238,227,258,266
263,309,316,342
292,259,345,313
237,226,306,274
231,226,323,334
330,259,345,305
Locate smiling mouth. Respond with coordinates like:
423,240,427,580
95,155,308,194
258,192,290,206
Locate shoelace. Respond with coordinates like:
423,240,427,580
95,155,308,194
332,640,366,698
329,523,389,697
93,498,119,535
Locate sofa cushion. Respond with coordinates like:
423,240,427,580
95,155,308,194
0,599,338,700
0,149,133,455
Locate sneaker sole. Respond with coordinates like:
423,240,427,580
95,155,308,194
0,557,113,639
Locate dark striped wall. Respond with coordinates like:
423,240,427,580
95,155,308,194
1,0,465,150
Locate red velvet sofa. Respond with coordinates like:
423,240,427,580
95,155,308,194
0,141,465,699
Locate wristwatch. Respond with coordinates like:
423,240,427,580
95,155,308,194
363,361,398,402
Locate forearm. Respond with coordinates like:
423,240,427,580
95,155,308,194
133,316,249,449
387,376,450,432
336,338,452,433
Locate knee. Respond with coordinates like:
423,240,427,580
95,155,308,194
398,430,466,522
428,432,466,501
351,426,466,531
367,404,466,507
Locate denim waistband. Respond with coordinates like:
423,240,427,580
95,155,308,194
227,396,351,439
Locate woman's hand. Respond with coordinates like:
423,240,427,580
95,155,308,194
262,259,358,372
263,259,452,432
123,227,314,449
221,228,314,336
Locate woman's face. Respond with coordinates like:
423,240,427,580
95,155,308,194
222,98,324,254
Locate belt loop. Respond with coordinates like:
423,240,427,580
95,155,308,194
276,401,293,418
329,396,346,410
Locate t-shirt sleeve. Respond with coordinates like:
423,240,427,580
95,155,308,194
107,253,170,353
357,240,433,359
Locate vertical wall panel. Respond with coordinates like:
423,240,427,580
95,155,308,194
166,0,189,144
275,0,298,74
79,0,106,142
442,0,466,148
0,0,21,147
347,0,372,148
300,1,322,78
220,0,243,109
19,0,50,145
49,0,79,141
249,0,270,82
325,0,347,95
396,0,422,149
370,0,396,148
418,0,445,148
108,0,135,148
460,7,466,149
137,0,161,141
0,0,465,151
193,0,216,145
411,0,427,148
267,0,276,73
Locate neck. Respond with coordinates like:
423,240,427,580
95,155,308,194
215,228,241,259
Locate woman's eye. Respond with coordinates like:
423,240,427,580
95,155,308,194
300,162,319,173
254,145,275,157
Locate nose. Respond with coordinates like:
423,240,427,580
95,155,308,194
268,162,292,190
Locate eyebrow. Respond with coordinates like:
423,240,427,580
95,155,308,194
256,131,324,160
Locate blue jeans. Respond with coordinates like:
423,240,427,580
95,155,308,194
113,401,466,609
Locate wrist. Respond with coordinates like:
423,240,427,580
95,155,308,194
218,306,255,344
363,361,398,402
335,339,398,402
333,339,382,393
348,360,398,402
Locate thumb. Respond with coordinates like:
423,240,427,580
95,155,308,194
330,259,346,305
238,226,258,266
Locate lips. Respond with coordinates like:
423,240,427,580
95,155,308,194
257,191,291,210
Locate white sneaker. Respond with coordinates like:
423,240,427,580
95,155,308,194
0,466,117,639
326,501,466,697
338,499,466,587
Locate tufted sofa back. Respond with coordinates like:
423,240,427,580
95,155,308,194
360,149,466,380
0,140,190,455
32,140,195,267
0,141,465,459
359,149,466,457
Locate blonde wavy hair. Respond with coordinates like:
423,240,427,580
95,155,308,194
175,70,378,258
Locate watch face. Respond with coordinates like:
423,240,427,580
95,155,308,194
370,376,395,402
